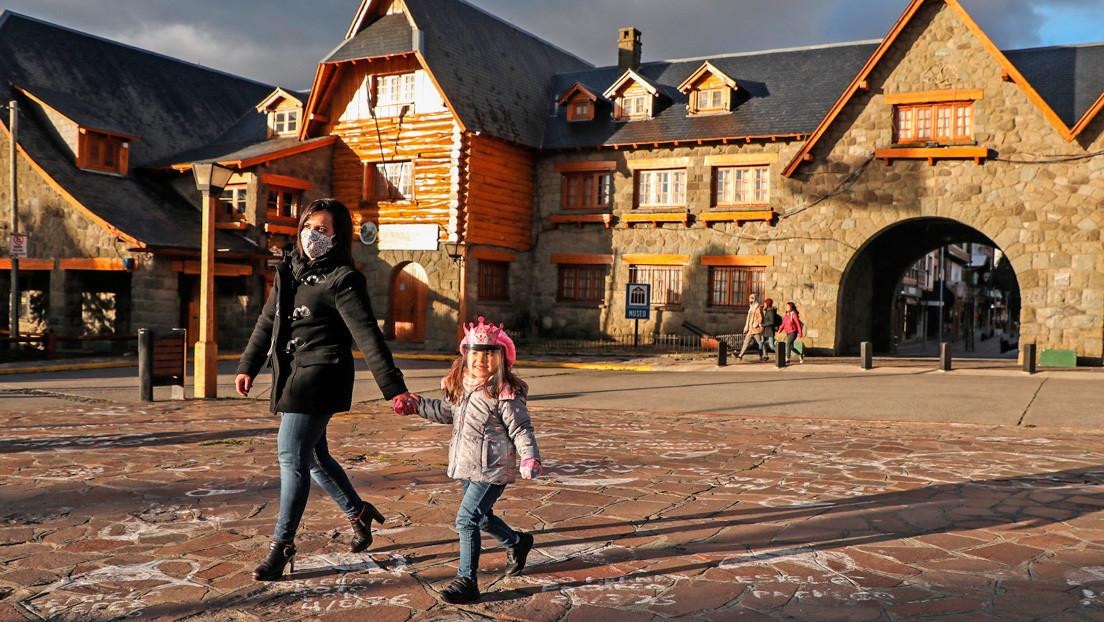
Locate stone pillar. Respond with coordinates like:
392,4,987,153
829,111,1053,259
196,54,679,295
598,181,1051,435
131,256,180,335
47,268,82,338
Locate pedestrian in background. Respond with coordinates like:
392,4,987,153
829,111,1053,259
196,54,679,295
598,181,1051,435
395,317,541,604
781,301,806,364
235,198,412,581
761,298,781,354
737,293,767,361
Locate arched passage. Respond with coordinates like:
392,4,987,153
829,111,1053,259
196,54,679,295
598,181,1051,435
388,262,428,343
836,217,1020,355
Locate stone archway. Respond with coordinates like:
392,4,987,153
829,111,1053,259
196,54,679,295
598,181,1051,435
835,217,1020,355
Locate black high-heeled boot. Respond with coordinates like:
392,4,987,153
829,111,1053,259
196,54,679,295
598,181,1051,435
253,541,296,581
349,502,385,553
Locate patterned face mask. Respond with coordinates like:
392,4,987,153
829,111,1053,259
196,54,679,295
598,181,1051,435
299,227,334,259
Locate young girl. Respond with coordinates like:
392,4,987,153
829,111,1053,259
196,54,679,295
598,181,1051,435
781,301,806,364
394,317,541,604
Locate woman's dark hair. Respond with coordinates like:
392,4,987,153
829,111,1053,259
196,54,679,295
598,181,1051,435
296,198,354,264
786,302,799,314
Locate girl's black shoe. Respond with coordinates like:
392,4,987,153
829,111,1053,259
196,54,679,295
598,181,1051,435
504,532,533,575
440,576,480,604
349,502,385,553
253,541,296,581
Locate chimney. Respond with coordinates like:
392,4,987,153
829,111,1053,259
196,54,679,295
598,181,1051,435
618,27,641,71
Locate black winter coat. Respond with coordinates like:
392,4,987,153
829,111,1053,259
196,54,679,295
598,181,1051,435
236,254,408,415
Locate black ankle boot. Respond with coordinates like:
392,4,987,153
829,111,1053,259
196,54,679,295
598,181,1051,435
253,541,295,581
504,532,533,576
349,502,385,553
440,576,480,604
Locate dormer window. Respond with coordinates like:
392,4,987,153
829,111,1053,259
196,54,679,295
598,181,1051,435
374,72,416,117
557,82,601,122
678,61,738,116
273,109,299,135
78,129,129,175
604,70,658,122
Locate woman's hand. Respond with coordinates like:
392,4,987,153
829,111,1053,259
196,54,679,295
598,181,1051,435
520,458,541,480
392,392,418,415
235,374,252,397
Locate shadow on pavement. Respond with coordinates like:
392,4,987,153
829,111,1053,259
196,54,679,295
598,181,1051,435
0,426,278,453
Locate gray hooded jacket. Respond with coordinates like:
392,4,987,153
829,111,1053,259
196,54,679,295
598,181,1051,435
415,385,540,485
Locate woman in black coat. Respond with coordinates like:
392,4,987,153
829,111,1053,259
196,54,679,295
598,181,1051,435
235,198,411,580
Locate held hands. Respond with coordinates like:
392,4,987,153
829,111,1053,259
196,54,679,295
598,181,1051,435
520,458,541,480
235,374,252,397
392,392,419,415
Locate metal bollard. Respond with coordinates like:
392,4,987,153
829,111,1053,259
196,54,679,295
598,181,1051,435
860,341,873,370
718,339,728,367
1022,342,1037,375
776,342,788,368
138,328,154,402
939,342,952,372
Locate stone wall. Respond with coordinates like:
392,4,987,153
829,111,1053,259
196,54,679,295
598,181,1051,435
779,1,1104,359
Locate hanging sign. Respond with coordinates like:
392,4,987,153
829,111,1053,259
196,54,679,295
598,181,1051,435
378,224,439,251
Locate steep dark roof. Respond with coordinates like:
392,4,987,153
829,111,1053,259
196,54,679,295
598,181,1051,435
1005,43,1104,127
0,11,274,167
163,136,334,169
543,42,879,149
325,13,413,63
0,11,273,253
400,0,592,147
7,107,256,253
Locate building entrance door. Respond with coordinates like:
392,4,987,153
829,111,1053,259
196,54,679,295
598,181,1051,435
388,262,427,342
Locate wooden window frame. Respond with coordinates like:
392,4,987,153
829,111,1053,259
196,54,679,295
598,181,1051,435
714,165,771,207
477,260,510,301
272,109,300,135
78,130,128,175
561,171,613,210
628,264,683,306
266,186,303,223
556,264,608,303
894,101,974,144
567,99,594,122
364,160,415,203
707,266,765,309
615,93,651,121
636,168,687,208
373,71,417,117
691,87,730,114
219,186,248,221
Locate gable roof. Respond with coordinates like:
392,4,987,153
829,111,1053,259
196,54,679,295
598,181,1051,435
0,11,273,254
783,0,1104,176
1005,43,1104,130
326,0,592,148
325,12,414,63
542,41,878,150
556,82,602,105
677,61,739,93
256,87,306,112
603,69,660,99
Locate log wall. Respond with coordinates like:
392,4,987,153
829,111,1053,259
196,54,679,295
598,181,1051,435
463,134,534,251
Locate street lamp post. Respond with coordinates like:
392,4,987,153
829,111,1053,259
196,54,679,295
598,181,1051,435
190,162,233,399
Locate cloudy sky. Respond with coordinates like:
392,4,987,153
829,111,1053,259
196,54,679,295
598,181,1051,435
6,0,1104,89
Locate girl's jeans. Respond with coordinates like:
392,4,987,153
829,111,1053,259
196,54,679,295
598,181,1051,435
456,479,520,580
273,412,363,543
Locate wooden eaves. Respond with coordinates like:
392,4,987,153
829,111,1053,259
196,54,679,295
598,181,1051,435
677,61,739,93
557,82,601,105
782,0,1088,178
602,69,660,100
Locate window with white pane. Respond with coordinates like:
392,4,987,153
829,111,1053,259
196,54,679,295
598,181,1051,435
697,88,727,111
617,94,650,120
374,161,414,201
374,72,416,116
715,165,770,206
272,109,299,135
636,169,686,207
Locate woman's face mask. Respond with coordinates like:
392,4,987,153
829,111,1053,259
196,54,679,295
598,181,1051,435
299,227,334,259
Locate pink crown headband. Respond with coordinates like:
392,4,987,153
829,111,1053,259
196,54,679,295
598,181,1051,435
460,316,516,366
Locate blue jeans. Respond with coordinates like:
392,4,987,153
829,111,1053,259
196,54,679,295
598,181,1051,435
273,412,363,543
455,480,519,580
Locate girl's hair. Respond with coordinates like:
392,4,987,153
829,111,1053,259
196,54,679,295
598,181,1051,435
441,348,528,403
295,198,354,264
786,302,799,314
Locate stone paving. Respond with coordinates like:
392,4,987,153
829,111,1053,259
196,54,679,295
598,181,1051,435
1,398,1104,621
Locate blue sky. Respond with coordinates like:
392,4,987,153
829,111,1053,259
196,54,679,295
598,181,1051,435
4,0,1102,89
